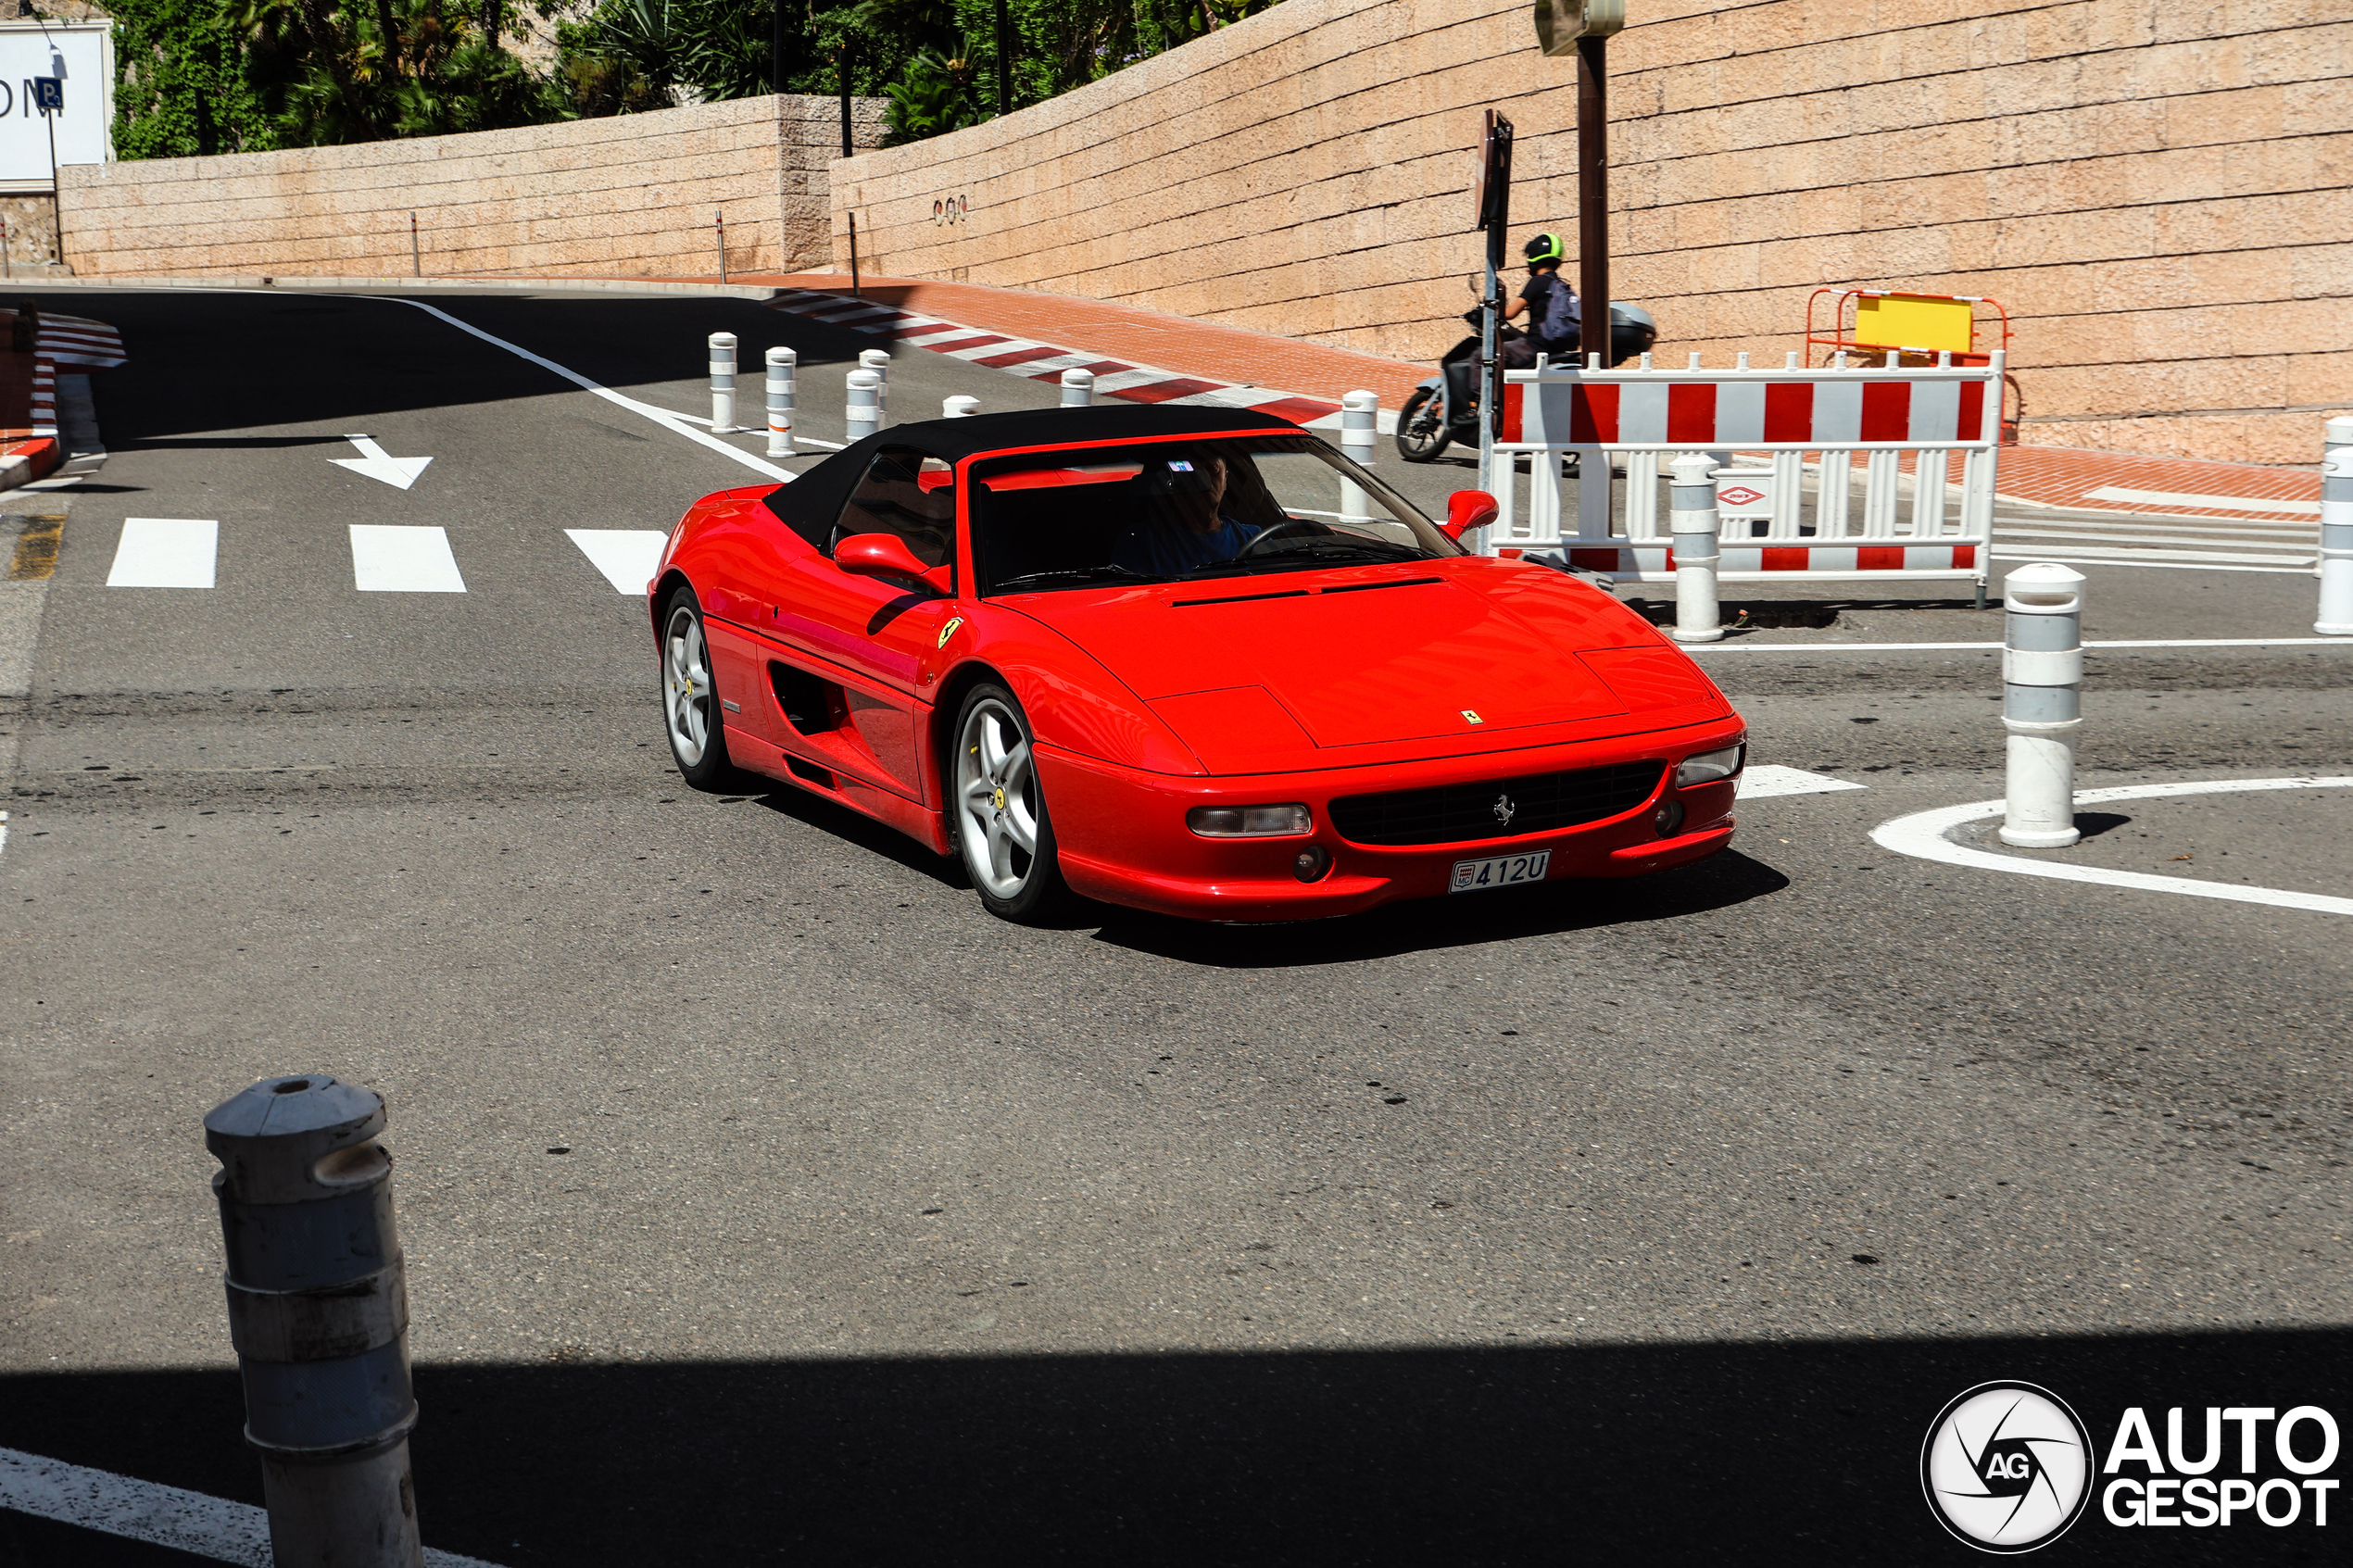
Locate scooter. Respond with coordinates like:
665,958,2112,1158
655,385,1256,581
1396,302,1658,463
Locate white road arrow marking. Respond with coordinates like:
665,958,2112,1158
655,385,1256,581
330,433,434,490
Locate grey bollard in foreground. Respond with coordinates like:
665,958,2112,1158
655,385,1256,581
708,332,737,434
206,1074,421,1568
1339,390,1378,521
765,345,797,458
942,395,978,419
2320,414,2353,636
845,369,882,442
1667,453,1723,645
1060,368,1095,407
1999,563,2086,847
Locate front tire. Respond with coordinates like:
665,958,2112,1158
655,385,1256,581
951,683,1071,923
661,586,736,790
1395,385,1450,463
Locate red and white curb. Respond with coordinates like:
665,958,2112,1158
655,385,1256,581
765,289,1395,434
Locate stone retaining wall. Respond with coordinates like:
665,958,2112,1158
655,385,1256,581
60,94,886,282
827,0,2349,463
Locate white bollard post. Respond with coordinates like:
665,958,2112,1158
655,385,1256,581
1999,563,2086,847
765,346,796,458
943,395,978,419
1060,368,1095,407
859,348,891,413
1339,389,1378,522
1667,453,1723,644
845,368,882,442
708,332,737,434
2318,415,2353,636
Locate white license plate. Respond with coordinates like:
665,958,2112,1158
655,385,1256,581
1449,849,1552,893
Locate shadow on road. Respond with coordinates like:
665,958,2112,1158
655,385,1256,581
1094,848,1791,967
2,1327,2342,1565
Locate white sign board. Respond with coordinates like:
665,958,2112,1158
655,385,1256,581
0,23,115,194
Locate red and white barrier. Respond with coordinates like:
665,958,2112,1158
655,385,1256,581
1486,351,2004,600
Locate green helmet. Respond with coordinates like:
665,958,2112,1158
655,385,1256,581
1524,232,1566,266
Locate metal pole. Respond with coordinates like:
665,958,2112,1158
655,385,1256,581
1576,36,1609,370
772,0,786,95
849,212,860,298
1477,115,1511,499
709,332,737,433
995,0,1013,117
766,346,797,457
715,210,727,283
1999,563,2085,847
1667,454,1722,644
838,49,853,159
409,213,420,278
205,1074,422,1568
45,106,62,272
2318,414,2353,636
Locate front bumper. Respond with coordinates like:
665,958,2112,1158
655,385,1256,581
1040,718,1744,922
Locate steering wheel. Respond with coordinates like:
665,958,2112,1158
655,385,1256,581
1230,518,1331,560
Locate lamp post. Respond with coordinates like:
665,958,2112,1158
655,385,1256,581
1472,108,1513,498
995,0,1013,117
1537,0,1624,369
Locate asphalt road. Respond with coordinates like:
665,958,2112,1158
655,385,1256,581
1,285,2347,1566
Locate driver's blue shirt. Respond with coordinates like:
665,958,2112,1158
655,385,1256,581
1112,514,1261,577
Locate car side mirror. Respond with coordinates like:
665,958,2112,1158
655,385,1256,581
836,533,940,587
1441,490,1500,541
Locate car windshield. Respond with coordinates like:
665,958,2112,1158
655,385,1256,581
968,436,1459,596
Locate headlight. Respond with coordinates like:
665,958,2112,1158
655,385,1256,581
1187,803,1312,837
1675,744,1745,788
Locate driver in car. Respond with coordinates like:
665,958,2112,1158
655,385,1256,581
1111,457,1261,576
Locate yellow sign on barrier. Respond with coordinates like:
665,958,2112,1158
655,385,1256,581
1854,294,1974,354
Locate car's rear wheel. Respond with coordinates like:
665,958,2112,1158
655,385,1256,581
1395,385,1450,463
661,586,736,790
952,683,1071,923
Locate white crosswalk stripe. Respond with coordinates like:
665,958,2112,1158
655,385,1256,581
349,524,467,592
105,518,218,588
1992,508,2315,572
565,529,668,594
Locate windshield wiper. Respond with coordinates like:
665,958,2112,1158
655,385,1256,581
992,564,1163,590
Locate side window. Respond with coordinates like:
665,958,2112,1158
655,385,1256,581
834,448,956,569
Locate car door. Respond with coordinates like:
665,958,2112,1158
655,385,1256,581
764,447,961,801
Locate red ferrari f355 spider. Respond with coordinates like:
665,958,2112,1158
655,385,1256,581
649,405,1746,922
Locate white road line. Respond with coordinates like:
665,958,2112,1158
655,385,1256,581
106,518,217,588
363,296,796,484
1737,765,1868,799
565,528,668,594
0,1445,502,1568
2083,485,2320,516
1869,777,2353,917
1688,637,2353,652
350,524,466,593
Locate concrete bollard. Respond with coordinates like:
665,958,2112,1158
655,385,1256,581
942,395,978,419
1667,453,1723,644
206,1074,421,1568
858,348,891,411
708,332,737,434
765,346,796,458
1060,369,1095,408
1339,389,1378,521
845,369,882,442
1999,562,2086,847
2319,415,2353,636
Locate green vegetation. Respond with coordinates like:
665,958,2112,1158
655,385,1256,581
107,0,1282,155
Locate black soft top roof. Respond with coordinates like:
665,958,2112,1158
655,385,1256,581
761,404,1309,551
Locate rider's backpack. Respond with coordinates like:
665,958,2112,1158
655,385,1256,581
1533,273,1580,352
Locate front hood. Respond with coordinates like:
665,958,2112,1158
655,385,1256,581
1006,564,1723,768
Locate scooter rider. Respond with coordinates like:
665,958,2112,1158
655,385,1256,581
1500,232,1578,368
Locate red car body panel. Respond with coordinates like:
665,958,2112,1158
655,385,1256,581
651,422,1749,922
